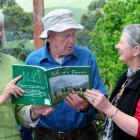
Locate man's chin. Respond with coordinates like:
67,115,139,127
65,51,73,56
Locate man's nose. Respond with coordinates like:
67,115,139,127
68,35,75,44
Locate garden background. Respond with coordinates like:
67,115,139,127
1,0,140,137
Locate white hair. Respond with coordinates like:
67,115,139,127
122,24,140,47
0,9,6,49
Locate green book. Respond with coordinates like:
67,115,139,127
12,64,92,106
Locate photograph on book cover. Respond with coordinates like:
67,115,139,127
49,74,89,103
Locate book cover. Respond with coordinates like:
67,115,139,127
12,64,92,106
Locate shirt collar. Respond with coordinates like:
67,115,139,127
38,43,79,63
127,69,140,90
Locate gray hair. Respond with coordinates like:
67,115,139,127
0,9,5,49
122,24,140,47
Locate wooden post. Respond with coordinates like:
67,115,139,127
33,0,44,49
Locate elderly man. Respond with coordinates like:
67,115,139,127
25,9,106,140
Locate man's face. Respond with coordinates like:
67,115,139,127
48,28,77,58
0,24,3,49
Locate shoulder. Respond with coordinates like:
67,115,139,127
1,53,17,64
25,47,45,64
27,47,45,57
75,45,93,53
74,45,96,60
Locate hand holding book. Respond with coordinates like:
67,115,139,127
0,75,25,104
30,105,53,120
65,93,89,111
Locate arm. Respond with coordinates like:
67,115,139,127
16,104,53,127
84,89,138,137
134,99,140,138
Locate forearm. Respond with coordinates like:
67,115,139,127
106,105,138,137
0,92,11,104
0,95,5,104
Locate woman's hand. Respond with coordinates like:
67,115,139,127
84,89,112,114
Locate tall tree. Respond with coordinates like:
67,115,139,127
0,0,16,8
3,4,33,40
77,0,106,47
91,0,140,92
81,0,106,31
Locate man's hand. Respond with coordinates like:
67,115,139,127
0,75,25,104
65,93,89,111
30,105,53,120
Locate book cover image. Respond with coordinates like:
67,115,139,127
12,65,92,106
47,67,92,105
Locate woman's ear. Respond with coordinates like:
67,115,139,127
133,46,140,56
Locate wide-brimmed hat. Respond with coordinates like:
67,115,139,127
39,9,84,38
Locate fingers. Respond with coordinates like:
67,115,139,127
42,108,54,116
12,85,25,98
4,84,25,98
84,89,101,105
15,85,25,94
65,94,83,106
11,75,23,84
32,105,53,116
65,94,89,111
84,94,95,104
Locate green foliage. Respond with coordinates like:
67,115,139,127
77,0,106,47
0,0,16,8
91,0,140,93
3,3,33,40
81,0,106,31
2,40,34,62
76,30,91,47
88,0,106,11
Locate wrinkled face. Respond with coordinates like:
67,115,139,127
115,33,135,65
48,28,76,57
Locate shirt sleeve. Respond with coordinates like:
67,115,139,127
15,105,38,127
134,99,140,138
90,53,107,95
24,105,39,127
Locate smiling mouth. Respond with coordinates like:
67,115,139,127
118,51,122,55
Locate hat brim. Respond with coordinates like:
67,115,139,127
39,23,84,39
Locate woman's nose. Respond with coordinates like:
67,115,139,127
115,44,119,50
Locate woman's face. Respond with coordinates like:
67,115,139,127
115,33,135,65
48,28,76,57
